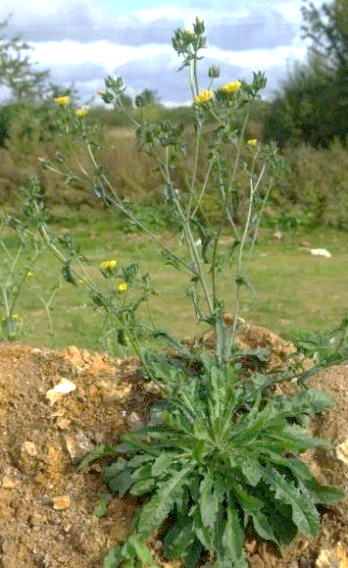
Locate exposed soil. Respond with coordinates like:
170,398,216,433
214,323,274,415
0,337,347,568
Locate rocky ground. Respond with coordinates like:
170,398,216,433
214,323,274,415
0,335,347,568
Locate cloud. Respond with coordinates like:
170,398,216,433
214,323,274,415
49,62,107,83
2,1,183,45
2,0,299,49
206,9,297,51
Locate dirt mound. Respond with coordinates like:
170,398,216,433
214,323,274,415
0,342,347,568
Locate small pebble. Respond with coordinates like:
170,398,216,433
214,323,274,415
52,496,71,510
21,441,38,457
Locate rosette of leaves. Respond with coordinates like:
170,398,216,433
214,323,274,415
89,355,343,568
293,316,348,369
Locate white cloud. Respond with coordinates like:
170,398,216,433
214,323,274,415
206,45,307,70
30,41,172,69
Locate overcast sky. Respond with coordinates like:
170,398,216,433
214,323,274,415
0,0,321,105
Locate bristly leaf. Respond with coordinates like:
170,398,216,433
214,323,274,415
264,465,320,537
271,388,335,417
62,262,78,286
93,492,110,518
78,443,118,470
127,535,158,567
135,465,192,537
221,498,248,567
163,516,196,559
103,546,122,568
198,470,222,531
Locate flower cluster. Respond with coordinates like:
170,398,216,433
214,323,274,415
194,90,213,105
221,80,241,94
53,96,70,106
117,282,128,293
99,259,117,271
247,138,258,146
75,108,88,118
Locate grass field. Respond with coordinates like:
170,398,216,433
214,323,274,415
1,207,347,355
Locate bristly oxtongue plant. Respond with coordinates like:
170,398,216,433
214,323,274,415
83,354,343,568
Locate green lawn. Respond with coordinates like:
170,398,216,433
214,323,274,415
1,207,347,354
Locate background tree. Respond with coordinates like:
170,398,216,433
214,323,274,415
264,0,348,146
0,19,49,102
135,88,161,107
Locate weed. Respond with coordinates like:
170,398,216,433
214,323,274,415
22,17,344,568
85,354,343,567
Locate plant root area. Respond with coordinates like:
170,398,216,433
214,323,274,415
0,339,347,568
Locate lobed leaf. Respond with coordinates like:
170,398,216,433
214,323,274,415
264,465,320,537
78,443,118,470
135,464,192,537
198,470,222,531
221,498,248,567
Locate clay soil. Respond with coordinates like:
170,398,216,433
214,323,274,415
0,341,347,568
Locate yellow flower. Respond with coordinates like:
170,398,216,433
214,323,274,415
99,259,117,271
75,107,88,118
221,80,241,94
12,313,20,320
53,95,70,106
26,271,34,278
247,138,258,146
117,282,128,293
194,90,213,105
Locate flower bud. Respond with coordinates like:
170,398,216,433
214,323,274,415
208,65,220,79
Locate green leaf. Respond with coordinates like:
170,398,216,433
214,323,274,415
264,465,320,537
164,517,194,558
93,492,110,518
221,498,248,567
265,498,298,545
131,464,152,482
62,262,77,286
250,510,280,545
151,452,174,476
108,470,134,497
183,540,203,568
272,388,335,417
272,424,331,452
135,464,192,536
103,460,134,497
192,505,214,550
236,456,263,487
127,535,158,567
151,330,183,349
78,443,118,470
103,547,122,568
130,478,156,496
128,454,154,468
285,458,344,503
233,484,263,512
199,470,221,531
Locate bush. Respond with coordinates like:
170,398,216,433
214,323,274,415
272,140,348,229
